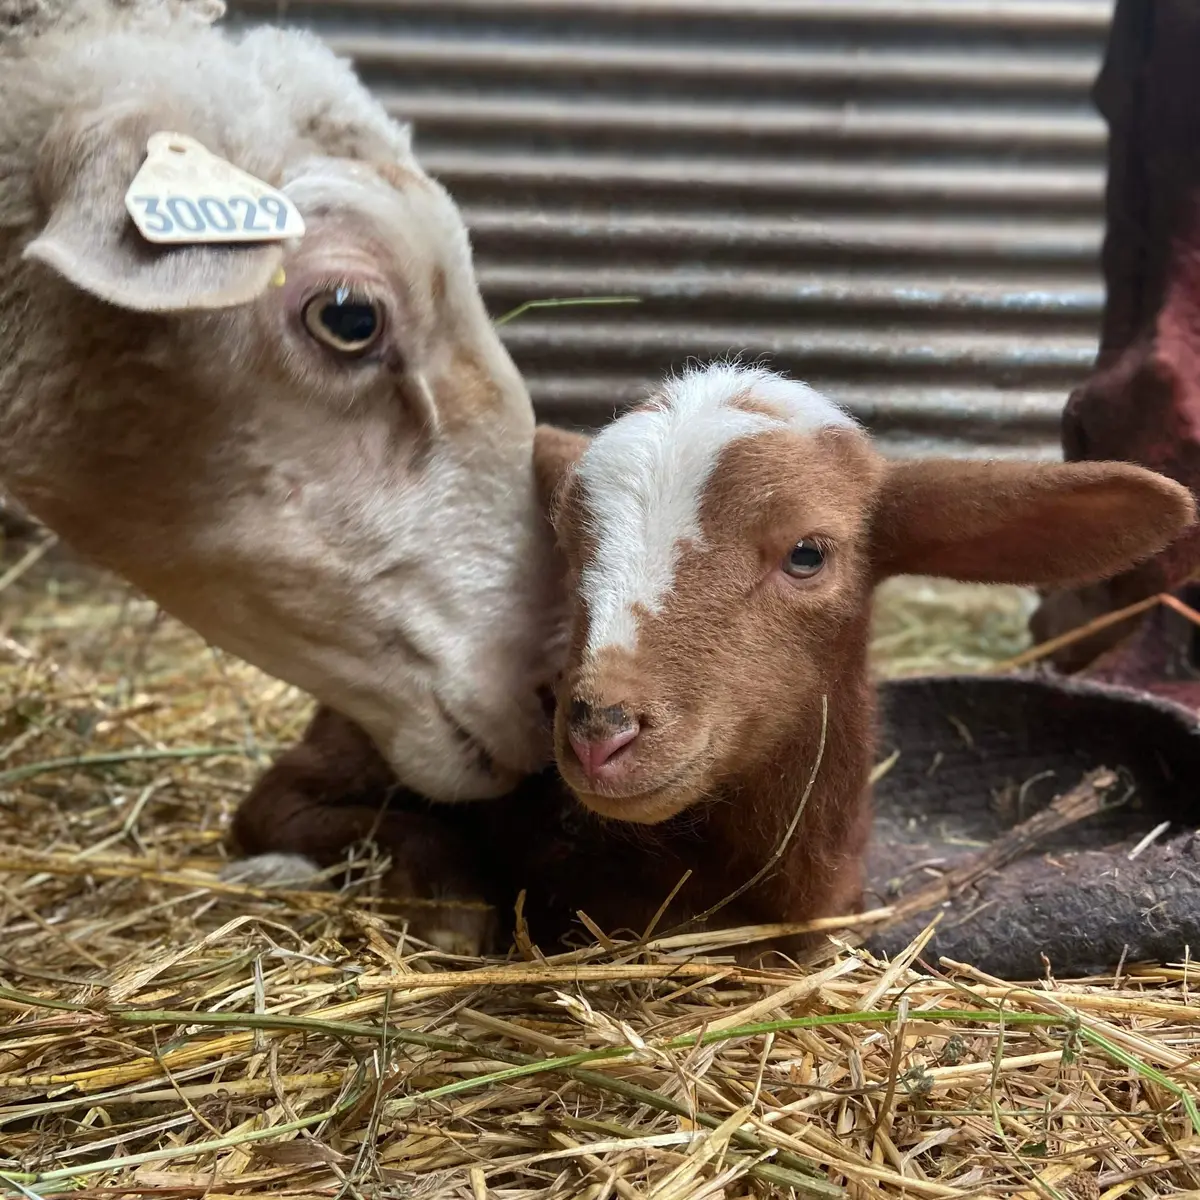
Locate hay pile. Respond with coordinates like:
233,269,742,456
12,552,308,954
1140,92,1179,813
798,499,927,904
2,535,1198,1198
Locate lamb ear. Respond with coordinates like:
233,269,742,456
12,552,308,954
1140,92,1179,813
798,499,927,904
870,458,1197,587
23,104,283,313
533,424,590,512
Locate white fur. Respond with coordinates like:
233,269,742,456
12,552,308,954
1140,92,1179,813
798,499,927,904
0,4,564,805
219,851,328,890
576,363,855,655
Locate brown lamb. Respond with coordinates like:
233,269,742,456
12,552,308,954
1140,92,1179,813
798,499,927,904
232,362,1197,962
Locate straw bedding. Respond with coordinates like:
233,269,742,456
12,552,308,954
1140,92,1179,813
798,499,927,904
2,533,1198,1198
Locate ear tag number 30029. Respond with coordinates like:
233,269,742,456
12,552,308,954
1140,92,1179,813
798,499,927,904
124,132,306,245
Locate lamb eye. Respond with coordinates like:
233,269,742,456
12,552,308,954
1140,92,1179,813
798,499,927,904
783,539,825,579
302,286,383,354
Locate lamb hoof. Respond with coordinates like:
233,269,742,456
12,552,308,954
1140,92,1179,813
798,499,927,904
219,852,329,891
401,904,497,958
424,927,484,956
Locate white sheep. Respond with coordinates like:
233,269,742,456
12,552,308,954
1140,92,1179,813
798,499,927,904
0,0,566,846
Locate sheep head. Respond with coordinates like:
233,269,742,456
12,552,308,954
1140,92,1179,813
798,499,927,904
0,12,565,800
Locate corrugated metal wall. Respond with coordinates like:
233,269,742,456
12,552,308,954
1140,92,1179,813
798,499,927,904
228,0,1115,459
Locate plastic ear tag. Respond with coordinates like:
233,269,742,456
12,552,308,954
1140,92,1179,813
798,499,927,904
124,132,306,246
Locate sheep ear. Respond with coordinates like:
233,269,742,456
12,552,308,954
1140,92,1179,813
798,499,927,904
534,424,590,511
870,458,1197,587
22,104,283,313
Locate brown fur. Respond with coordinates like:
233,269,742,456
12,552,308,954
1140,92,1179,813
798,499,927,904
228,706,496,955
869,458,1195,587
231,372,1199,962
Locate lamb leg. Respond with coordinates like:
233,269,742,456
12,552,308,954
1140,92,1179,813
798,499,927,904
226,705,498,956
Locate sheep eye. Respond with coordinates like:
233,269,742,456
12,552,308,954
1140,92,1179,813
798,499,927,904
783,539,825,579
302,286,383,354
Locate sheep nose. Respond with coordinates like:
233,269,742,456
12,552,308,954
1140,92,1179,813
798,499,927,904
567,699,641,780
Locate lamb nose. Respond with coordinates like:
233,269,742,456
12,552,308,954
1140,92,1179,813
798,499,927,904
567,699,640,779
569,725,640,779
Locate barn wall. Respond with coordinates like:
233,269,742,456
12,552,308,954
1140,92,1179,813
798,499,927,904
229,0,1116,458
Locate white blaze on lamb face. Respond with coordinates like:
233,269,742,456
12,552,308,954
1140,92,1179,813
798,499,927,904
573,364,858,657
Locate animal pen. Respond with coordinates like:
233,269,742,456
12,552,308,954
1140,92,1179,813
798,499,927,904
5,1,1200,1197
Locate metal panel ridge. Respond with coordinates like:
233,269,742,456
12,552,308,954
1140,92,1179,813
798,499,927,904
226,0,1116,459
